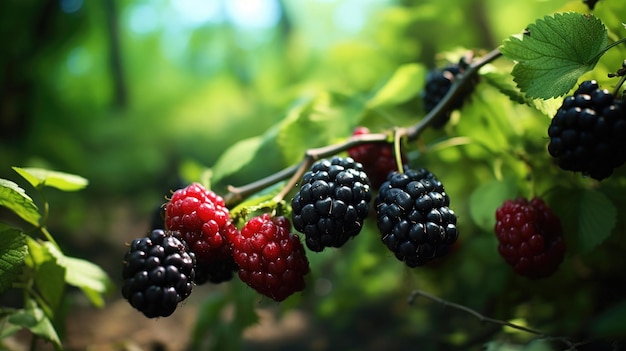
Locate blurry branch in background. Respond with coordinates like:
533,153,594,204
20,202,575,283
103,0,128,109
408,289,590,350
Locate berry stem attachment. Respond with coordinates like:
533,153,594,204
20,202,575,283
272,157,313,205
393,127,405,173
612,74,626,97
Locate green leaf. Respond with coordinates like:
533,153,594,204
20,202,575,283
500,12,608,99
0,178,41,226
469,177,518,231
13,167,88,192
366,63,425,108
577,189,616,253
190,292,228,346
481,70,562,117
0,229,28,294
35,258,66,313
211,136,264,185
7,300,61,348
44,242,112,308
591,299,626,336
277,92,357,165
25,238,66,314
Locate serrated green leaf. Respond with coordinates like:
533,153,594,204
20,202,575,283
44,242,112,308
0,229,28,294
13,167,88,192
500,12,608,99
0,178,40,226
469,177,518,231
366,63,425,108
211,136,264,185
577,189,616,253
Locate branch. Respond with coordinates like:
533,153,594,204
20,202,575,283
407,288,586,350
403,47,502,141
222,48,503,208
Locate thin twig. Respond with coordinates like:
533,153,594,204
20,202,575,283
407,288,584,350
404,47,502,141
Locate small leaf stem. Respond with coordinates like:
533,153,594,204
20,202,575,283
594,37,626,62
223,48,503,208
34,185,60,248
612,74,626,96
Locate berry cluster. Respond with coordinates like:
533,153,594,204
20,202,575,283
123,183,314,317
547,80,626,180
291,156,372,252
495,197,565,279
121,229,196,318
375,167,459,267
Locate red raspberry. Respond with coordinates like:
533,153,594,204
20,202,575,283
495,197,566,279
165,183,237,284
348,126,407,189
227,214,310,301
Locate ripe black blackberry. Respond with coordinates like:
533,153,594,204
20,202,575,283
122,229,196,318
291,156,372,252
422,58,477,128
375,167,458,267
547,80,626,180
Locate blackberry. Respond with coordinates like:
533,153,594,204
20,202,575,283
291,156,372,252
165,183,238,284
583,0,600,10
548,80,626,180
227,214,310,301
495,197,565,279
348,126,407,189
375,167,458,267
122,229,196,318
422,59,476,128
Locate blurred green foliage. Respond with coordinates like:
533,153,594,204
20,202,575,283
2,0,626,350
